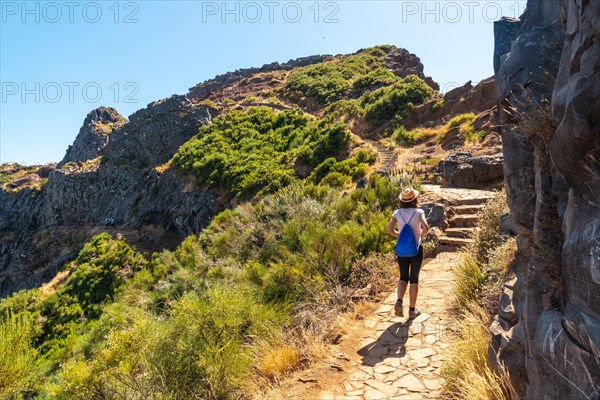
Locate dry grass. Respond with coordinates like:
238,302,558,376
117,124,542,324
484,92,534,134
257,343,301,381
442,306,515,400
443,190,517,399
39,268,73,297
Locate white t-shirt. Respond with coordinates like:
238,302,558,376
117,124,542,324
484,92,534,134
392,208,426,246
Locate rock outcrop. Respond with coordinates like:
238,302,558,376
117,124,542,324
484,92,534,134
58,107,125,168
402,77,497,130
490,1,600,398
438,152,504,187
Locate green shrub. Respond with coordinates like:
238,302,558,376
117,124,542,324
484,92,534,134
392,126,426,145
320,172,351,187
446,112,476,129
362,75,433,127
432,99,445,112
284,46,394,105
174,107,350,199
0,313,37,398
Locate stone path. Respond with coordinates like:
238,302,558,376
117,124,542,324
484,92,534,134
317,251,460,400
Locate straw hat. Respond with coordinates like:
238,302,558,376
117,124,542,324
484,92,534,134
399,186,419,202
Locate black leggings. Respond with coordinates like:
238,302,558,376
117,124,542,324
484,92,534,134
397,245,424,284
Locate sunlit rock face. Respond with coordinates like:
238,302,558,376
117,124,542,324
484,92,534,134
491,0,600,398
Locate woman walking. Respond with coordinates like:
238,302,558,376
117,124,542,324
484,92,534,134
387,186,429,318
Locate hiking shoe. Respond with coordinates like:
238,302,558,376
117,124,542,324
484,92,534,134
408,308,421,319
394,301,404,317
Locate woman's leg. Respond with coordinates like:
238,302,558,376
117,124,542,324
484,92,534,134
408,246,424,308
397,256,410,300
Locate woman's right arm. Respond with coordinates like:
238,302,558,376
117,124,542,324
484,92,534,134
387,217,399,237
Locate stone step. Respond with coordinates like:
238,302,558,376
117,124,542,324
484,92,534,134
438,236,474,247
445,227,475,238
451,204,485,215
450,196,494,206
450,214,479,228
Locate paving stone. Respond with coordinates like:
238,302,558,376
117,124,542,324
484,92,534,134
394,374,425,391
363,386,387,400
346,389,364,397
364,318,378,328
365,379,399,397
348,371,369,381
392,394,424,400
407,348,436,359
319,390,336,399
423,379,442,390
376,321,391,331
379,330,400,345
405,337,423,347
375,304,393,314
373,365,396,374
367,344,389,358
384,293,397,304
423,334,437,345
343,381,354,393
391,368,409,379
361,356,383,366
406,358,429,368
411,312,431,324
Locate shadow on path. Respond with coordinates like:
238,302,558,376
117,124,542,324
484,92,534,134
357,319,415,366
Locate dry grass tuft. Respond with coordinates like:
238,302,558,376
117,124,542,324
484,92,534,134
257,343,301,381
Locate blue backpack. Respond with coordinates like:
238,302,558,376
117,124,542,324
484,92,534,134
395,210,419,257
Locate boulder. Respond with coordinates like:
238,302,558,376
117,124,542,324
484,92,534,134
438,152,504,187
440,127,462,150
499,213,517,236
421,203,447,230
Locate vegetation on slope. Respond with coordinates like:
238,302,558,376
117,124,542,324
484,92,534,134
0,173,419,399
173,107,362,199
283,46,434,131
284,46,395,105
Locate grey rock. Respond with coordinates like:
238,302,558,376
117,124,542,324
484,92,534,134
491,0,600,398
58,107,124,168
438,152,504,187
499,213,517,236
421,203,446,230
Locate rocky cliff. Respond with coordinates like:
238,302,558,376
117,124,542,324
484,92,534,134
0,97,218,297
491,1,600,398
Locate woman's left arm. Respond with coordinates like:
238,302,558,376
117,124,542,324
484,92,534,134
420,211,430,238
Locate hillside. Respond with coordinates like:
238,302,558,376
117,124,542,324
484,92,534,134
0,43,511,399
0,45,501,298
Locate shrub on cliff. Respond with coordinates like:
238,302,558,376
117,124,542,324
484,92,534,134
362,75,434,127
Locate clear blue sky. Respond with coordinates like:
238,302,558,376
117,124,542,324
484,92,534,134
1,0,526,165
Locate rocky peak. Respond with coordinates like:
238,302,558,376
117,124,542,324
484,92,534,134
58,107,126,168
382,47,439,91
